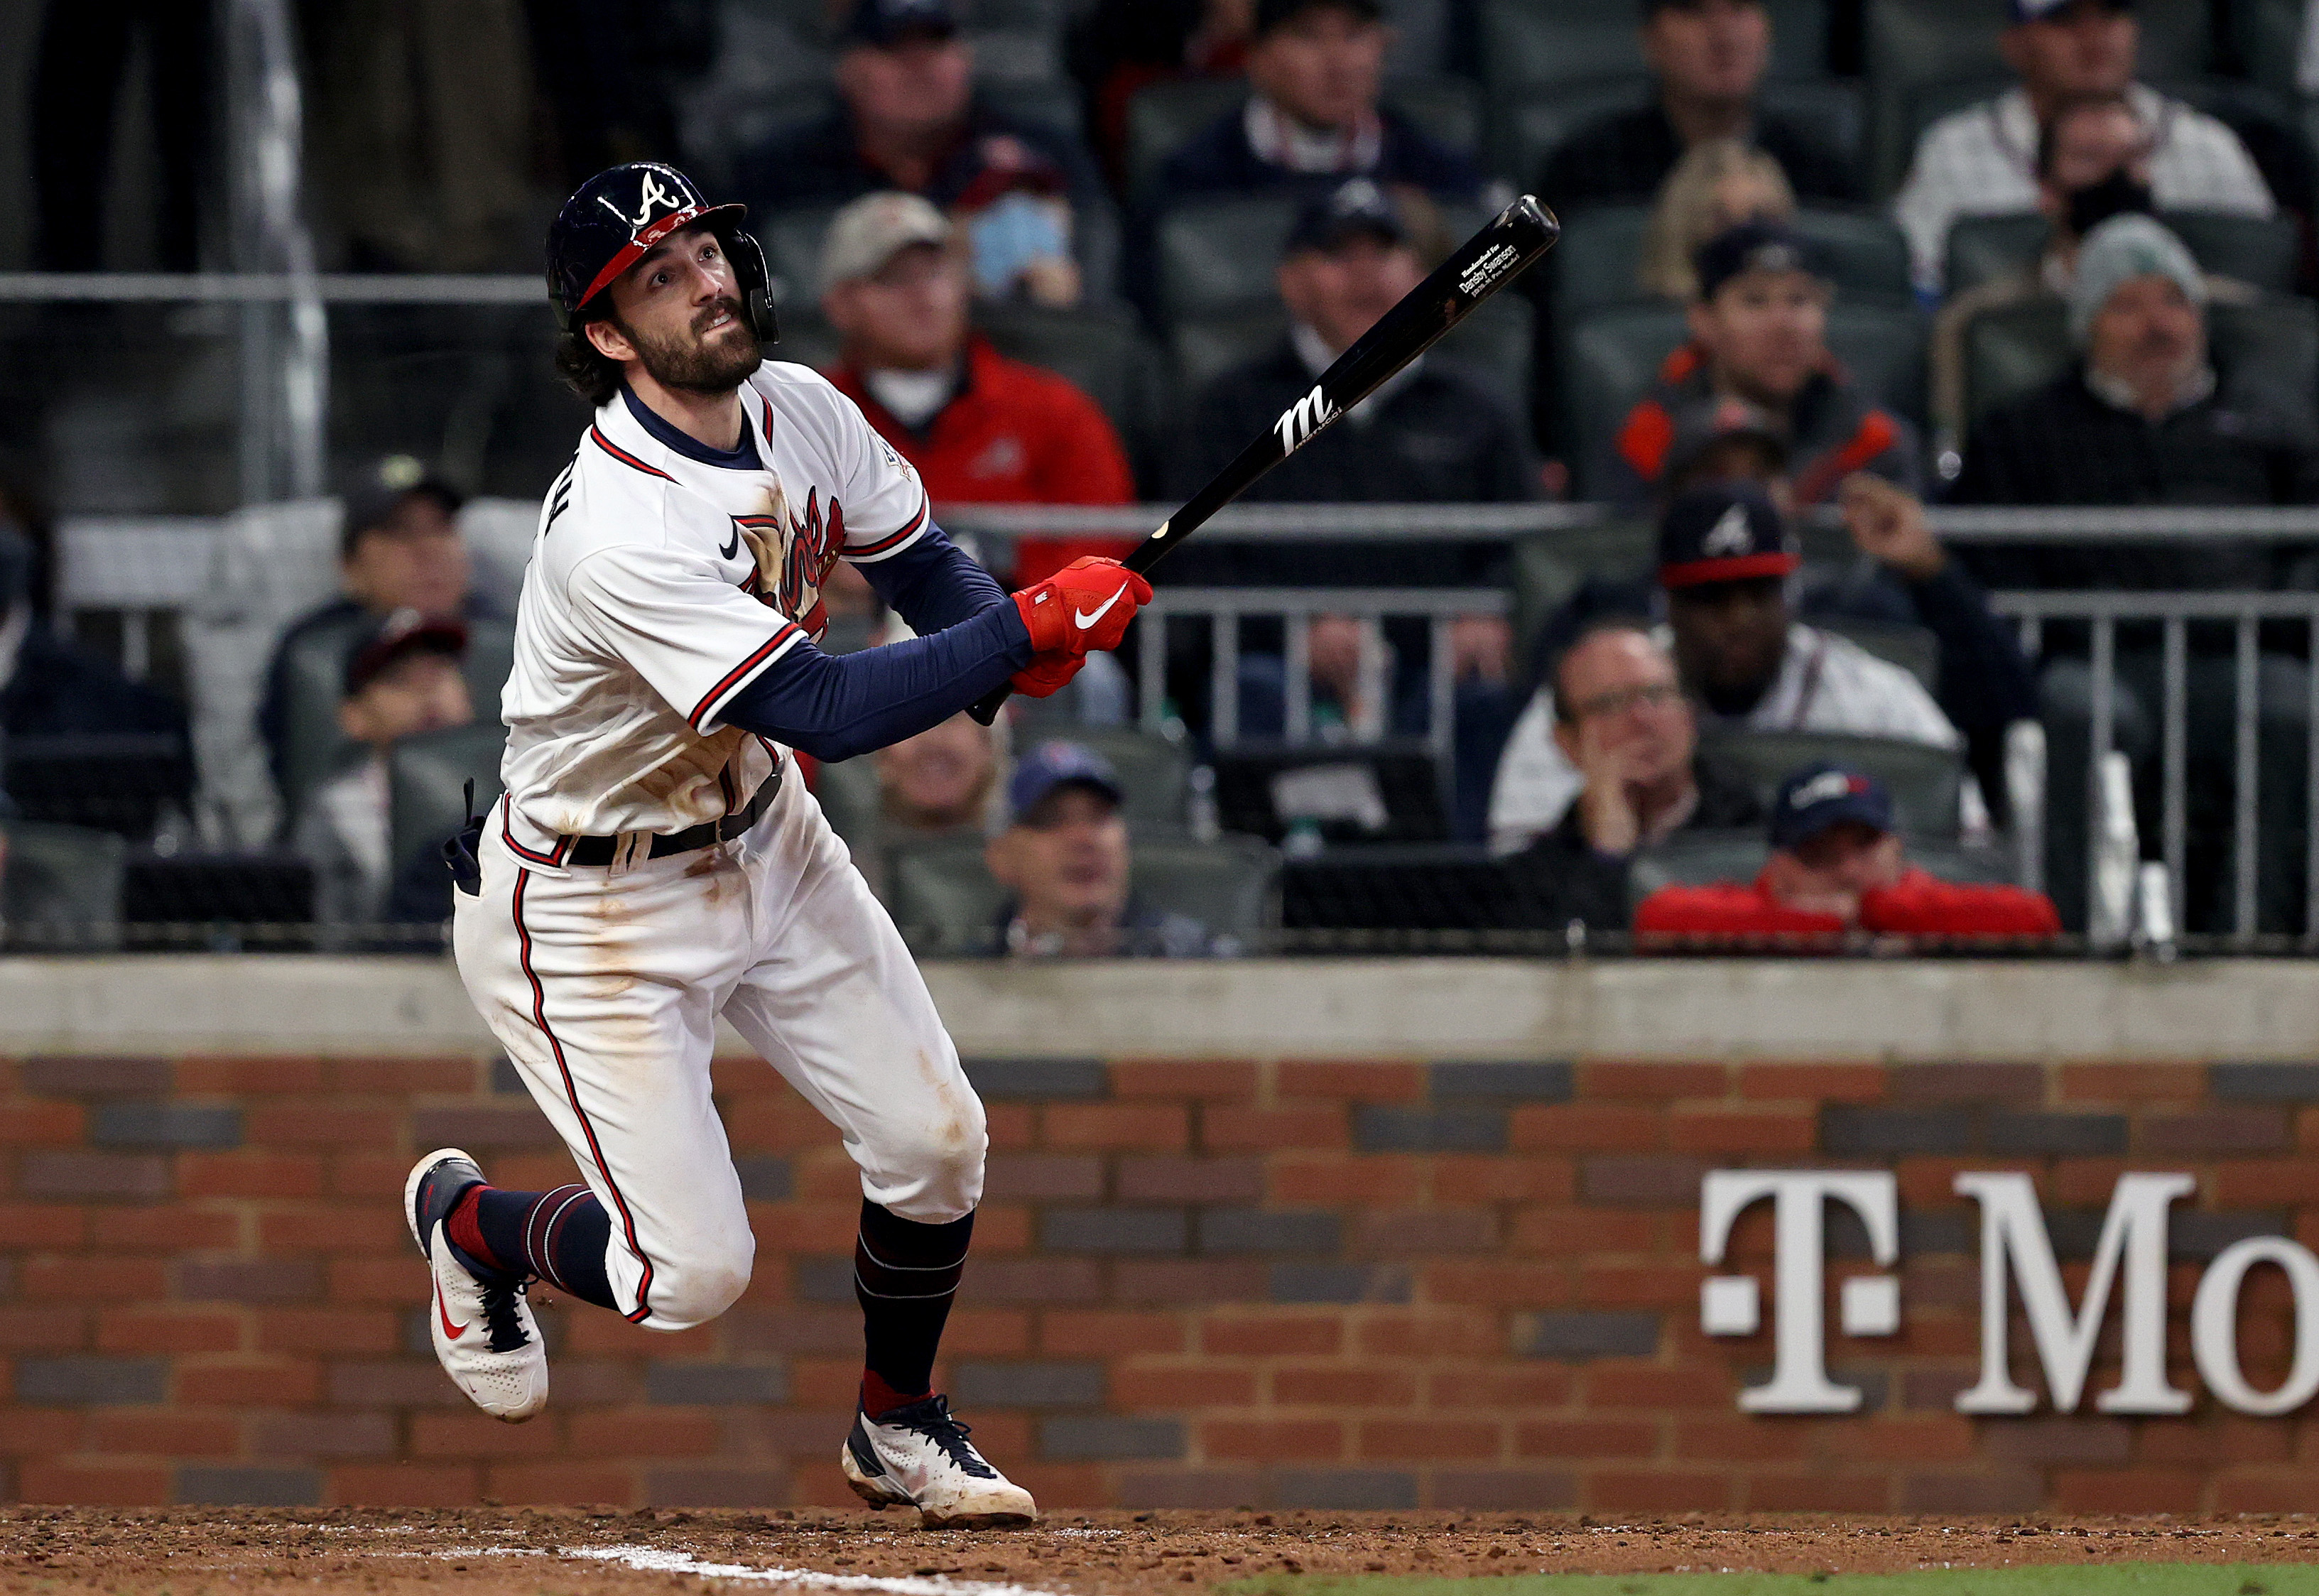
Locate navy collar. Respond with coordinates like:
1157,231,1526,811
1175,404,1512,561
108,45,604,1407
621,384,763,470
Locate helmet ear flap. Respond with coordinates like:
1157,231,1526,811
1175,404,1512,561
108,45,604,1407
723,227,781,345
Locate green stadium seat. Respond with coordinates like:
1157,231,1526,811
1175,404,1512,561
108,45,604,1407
1698,728,1966,839
1814,617,1940,693
1022,727,1193,835
2232,0,2306,99
757,202,845,302
1501,77,1656,197
388,720,511,886
1171,291,1533,419
1158,196,1300,320
974,300,1176,485
1482,0,1828,102
1563,300,1928,498
0,822,126,945
1125,79,1249,194
1943,214,2051,298
1553,205,1910,325
887,832,1279,955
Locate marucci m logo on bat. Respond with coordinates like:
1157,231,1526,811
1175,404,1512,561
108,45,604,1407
1273,386,1339,454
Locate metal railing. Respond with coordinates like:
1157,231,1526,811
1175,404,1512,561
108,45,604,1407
1991,592,2319,942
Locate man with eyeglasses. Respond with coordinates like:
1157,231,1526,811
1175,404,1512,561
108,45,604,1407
1504,621,1761,933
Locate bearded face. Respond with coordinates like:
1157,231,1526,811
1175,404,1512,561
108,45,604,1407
612,294,762,395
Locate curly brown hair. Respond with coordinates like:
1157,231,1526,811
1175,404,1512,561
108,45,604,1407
553,316,626,408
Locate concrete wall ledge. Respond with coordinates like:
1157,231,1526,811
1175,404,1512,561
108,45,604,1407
1,954,2313,1060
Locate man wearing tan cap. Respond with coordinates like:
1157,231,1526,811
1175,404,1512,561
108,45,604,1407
818,192,1137,587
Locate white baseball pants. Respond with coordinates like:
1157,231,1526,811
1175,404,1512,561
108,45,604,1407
451,769,987,1332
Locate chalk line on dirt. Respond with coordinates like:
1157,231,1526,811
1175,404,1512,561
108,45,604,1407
435,1542,1071,1596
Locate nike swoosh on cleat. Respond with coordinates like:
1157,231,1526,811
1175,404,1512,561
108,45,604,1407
720,527,741,560
1072,588,1126,630
436,1283,469,1341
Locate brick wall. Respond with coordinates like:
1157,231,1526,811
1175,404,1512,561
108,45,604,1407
0,1048,2311,1513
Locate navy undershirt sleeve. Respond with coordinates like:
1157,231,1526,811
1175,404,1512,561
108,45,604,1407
859,525,1009,635
718,601,1033,763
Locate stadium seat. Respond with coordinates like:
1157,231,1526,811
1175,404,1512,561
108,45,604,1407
1553,205,1912,327
1563,300,1928,499
1171,291,1532,417
388,721,511,891
1157,197,1299,321
886,832,1279,955
973,301,1175,484
2233,0,2306,99
0,823,126,945
1953,210,2300,300
1697,728,1965,839
1025,726,1193,835
758,202,849,302
1960,294,2319,433
1520,80,1866,203
1626,828,2015,907
1124,80,1249,194
1480,0,1828,102
1942,215,2051,298
1814,617,1940,693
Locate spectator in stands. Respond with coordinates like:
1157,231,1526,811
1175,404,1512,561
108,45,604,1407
1608,222,1920,507
1068,0,1254,188
1634,762,2060,943
1488,482,1962,853
880,713,1002,842
1171,180,1538,571
1636,139,1796,304
293,609,473,933
1148,0,1482,210
1928,89,2259,470
986,741,1225,957
258,458,492,818
1894,0,2271,294
734,0,1105,307
1538,0,1857,215
1168,180,1538,833
1953,215,2319,543
818,193,1137,589
1953,215,2319,935
0,474,188,757
1504,622,1763,933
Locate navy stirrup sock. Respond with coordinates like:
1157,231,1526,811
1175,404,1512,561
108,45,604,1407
447,1183,619,1311
854,1199,973,1418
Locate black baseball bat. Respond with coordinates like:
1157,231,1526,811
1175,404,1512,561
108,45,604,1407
967,192,1562,726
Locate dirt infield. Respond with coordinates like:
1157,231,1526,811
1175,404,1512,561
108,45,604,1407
0,1509,2312,1596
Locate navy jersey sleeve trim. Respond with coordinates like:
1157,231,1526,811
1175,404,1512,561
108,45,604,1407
718,600,1033,763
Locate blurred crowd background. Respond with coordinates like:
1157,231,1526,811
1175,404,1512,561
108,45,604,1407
1,0,2317,957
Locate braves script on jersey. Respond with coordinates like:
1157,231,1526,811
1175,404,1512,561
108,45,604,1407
500,361,929,851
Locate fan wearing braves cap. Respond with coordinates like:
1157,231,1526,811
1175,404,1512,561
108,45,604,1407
1487,483,1960,854
1634,761,2060,943
1605,220,1918,508
405,163,1155,1527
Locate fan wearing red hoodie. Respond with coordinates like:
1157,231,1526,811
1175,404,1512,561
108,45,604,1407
818,192,1136,587
1635,761,2060,944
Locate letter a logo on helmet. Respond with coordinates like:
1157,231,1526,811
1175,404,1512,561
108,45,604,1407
545,162,778,342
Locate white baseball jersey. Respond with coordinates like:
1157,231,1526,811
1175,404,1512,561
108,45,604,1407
498,362,930,852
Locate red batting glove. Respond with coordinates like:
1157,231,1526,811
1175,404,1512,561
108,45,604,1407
1009,653,1086,698
1012,556,1152,657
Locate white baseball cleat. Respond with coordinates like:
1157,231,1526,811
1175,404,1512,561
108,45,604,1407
404,1147,549,1423
841,1394,1038,1528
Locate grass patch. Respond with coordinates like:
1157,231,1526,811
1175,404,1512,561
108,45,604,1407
1221,1569,2318,1596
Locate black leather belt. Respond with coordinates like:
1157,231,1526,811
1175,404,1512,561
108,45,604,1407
563,769,779,867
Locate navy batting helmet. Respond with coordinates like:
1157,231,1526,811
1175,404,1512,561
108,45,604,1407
545,162,778,342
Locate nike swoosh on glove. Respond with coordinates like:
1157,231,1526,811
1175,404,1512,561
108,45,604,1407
1009,653,1086,698
1012,557,1153,657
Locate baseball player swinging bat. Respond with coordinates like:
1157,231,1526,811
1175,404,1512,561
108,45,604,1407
966,191,1563,727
